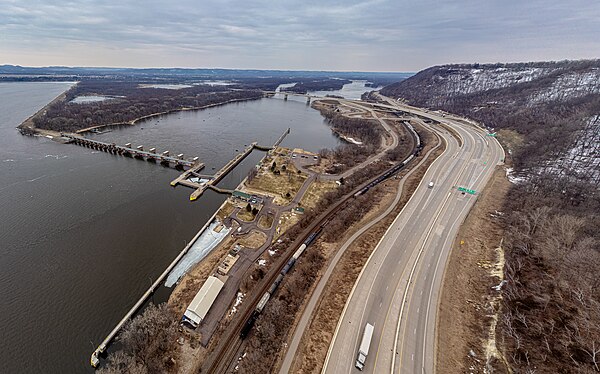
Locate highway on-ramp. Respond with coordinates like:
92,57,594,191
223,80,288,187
322,100,504,374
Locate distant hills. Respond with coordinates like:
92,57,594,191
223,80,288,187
0,64,412,83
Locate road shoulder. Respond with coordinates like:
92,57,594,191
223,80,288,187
435,166,511,372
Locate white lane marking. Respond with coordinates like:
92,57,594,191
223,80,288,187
393,124,479,373
419,124,500,374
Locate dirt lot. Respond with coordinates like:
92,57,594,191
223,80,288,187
436,166,511,373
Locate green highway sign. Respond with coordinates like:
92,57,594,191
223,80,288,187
486,132,497,137
457,187,476,195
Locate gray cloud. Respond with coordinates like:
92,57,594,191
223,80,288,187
0,0,598,71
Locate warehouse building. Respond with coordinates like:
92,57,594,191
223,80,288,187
182,276,225,328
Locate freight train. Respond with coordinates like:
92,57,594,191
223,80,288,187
354,121,422,197
240,228,323,338
241,121,421,339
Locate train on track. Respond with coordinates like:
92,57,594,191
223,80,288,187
354,121,422,197
240,119,422,340
240,228,323,338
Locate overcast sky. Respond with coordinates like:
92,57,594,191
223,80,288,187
1,0,598,72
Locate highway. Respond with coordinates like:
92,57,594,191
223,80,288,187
321,98,504,374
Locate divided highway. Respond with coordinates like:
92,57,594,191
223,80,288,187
322,100,504,373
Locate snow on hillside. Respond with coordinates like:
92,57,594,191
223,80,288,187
383,61,600,186
529,69,600,104
537,115,600,184
436,67,551,97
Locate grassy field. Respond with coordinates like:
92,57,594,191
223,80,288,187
258,214,274,229
246,151,308,205
238,230,267,249
236,208,256,222
299,179,338,209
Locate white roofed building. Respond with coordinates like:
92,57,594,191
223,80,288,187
182,276,225,328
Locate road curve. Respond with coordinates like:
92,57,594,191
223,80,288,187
278,127,443,374
322,98,504,374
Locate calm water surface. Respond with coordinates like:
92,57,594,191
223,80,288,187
308,80,383,100
0,83,338,373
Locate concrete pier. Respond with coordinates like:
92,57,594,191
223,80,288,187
89,128,292,366
170,128,290,201
90,205,223,368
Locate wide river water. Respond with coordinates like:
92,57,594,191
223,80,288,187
0,82,339,373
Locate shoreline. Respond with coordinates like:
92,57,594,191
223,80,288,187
17,90,265,137
16,82,78,138
74,96,264,135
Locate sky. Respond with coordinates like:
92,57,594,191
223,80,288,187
0,0,599,72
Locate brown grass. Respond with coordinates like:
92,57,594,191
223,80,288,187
298,179,338,210
246,150,308,206
237,230,267,249
276,211,301,240
258,214,274,230
497,128,524,154
216,201,235,221
436,166,511,373
236,208,256,222
287,129,444,373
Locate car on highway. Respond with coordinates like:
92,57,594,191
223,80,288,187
428,181,434,188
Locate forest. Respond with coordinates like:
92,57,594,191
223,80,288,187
381,60,600,174
384,60,600,372
314,104,383,174
28,80,263,132
281,78,351,94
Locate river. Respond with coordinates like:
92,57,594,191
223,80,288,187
0,82,338,373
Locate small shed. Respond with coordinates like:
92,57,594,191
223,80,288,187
182,276,225,328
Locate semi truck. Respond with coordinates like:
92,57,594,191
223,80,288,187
355,322,374,370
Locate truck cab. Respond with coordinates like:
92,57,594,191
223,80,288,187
355,323,374,370
356,352,367,370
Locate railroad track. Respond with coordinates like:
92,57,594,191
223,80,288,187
203,116,422,373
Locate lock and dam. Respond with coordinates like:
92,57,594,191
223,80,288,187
63,127,289,201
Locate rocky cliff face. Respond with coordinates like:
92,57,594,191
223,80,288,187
382,60,600,185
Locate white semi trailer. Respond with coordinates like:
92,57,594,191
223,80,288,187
355,322,374,370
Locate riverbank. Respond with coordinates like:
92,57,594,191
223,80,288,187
18,91,265,138
75,95,265,135
17,81,77,138
1,81,341,373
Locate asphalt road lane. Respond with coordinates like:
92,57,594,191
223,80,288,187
323,102,504,374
